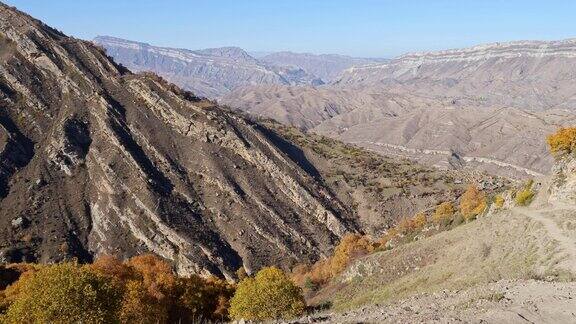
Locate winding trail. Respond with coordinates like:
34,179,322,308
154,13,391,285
513,204,576,273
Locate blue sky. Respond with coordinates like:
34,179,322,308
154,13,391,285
5,0,576,58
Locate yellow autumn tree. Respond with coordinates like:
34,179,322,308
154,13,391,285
432,202,455,224
229,267,305,320
0,263,41,313
460,185,487,221
547,127,576,155
3,263,122,323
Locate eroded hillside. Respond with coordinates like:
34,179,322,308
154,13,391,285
258,120,508,235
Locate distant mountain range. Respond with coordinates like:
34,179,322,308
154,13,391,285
93,36,384,98
222,39,576,178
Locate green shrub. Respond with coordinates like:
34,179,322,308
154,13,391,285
229,267,305,320
515,180,535,206
515,189,534,206
494,195,505,208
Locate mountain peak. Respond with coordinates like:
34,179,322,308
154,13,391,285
93,36,323,97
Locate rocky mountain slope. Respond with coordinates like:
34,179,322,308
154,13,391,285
93,36,323,98
95,35,576,179
0,4,480,278
0,5,356,278
258,120,509,235
259,51,386,82
224,86,576,178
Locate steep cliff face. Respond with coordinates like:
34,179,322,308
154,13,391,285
0,4,358,278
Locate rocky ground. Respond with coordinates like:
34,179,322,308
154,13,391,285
297,279,576,323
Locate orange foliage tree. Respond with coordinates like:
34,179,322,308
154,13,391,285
329,234,375,277
398,212,428,234
0,255,235,323
296,234,375,286
90,254,234,323
460,185,487,221
547,127,576,155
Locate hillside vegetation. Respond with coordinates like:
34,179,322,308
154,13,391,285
260,120,509,234
547,127,576,155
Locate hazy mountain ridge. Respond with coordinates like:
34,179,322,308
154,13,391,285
349,38,576,67
93,36,324,98
337,38,576,111
260,51,387,82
